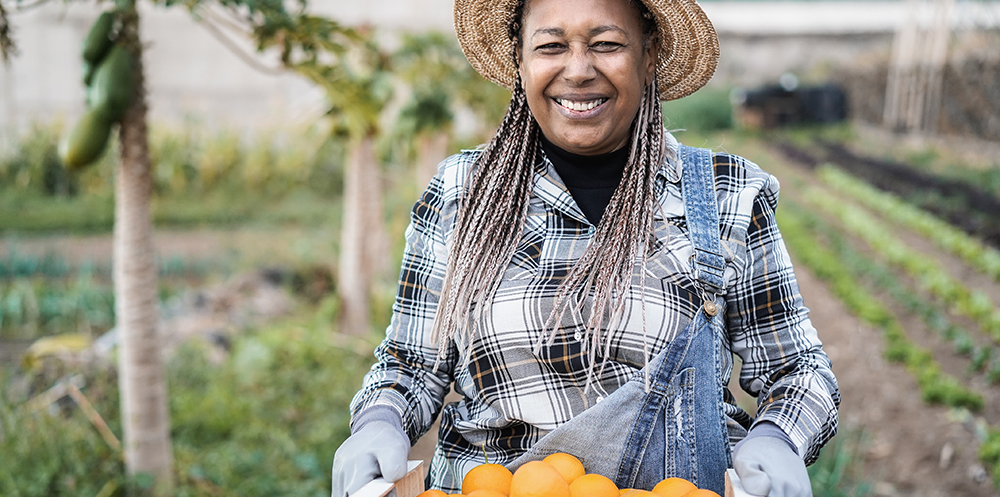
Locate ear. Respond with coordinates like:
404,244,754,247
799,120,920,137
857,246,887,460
514,37,523,73
644,38,658,86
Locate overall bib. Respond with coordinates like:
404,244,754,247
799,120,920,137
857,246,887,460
506,146,731,495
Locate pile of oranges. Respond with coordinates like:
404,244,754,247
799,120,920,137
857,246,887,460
416,453,719,497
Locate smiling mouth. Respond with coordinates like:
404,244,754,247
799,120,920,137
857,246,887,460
554,98,608,112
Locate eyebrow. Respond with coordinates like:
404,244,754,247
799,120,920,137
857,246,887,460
530,25,627,40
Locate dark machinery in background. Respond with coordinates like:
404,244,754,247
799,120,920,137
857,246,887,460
732,74,848,129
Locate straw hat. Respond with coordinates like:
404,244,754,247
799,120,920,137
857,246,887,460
454,0,719,101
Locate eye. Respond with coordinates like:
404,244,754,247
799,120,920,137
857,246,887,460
591,41,624,52
535,42,566,54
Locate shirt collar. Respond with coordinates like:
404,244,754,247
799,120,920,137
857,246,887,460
531,129,683,224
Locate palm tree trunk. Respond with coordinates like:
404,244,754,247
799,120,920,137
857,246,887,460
339,132,384,335
116,6,173,494
415,131,448,190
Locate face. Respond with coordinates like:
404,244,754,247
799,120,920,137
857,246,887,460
517,0,657,156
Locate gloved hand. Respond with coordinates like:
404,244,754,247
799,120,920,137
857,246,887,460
331,418,410,497
732,426,811,497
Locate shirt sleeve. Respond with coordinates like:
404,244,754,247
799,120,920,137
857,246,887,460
348,158,462,443
724,168,841,465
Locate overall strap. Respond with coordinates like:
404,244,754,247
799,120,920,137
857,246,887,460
679,145,726,305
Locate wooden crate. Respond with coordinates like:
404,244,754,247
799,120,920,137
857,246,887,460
352,461,753,497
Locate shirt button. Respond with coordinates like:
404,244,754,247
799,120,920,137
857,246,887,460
574,331,583,341
596,395,604,403
587,226,595,235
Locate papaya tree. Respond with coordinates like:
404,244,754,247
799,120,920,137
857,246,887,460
291,32,393,337
186,3,394,337
392,33,459,188
2,0,383,492
393,32,511,188
113,7,174,493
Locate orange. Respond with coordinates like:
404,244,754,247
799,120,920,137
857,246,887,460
681,491,719,497
543,453,586,483
463,463,514,496
417,491,449,497
619,490,657,497
510,461,571,497
619,490,636,496
469,490,509,497
569,473,618,497
651,478,697,497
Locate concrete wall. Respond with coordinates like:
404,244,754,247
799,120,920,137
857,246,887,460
1,0,997,140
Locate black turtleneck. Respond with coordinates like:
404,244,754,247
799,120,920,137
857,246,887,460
540,135,628,226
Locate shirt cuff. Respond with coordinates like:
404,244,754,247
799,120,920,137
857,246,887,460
741,420,798,456
351,405,406,438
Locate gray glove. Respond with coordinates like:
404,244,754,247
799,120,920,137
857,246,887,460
732,424,811,497
331,414,410,497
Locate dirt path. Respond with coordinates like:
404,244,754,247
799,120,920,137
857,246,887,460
0,226,341,268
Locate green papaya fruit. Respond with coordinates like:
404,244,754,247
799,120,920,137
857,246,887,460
58,108,113,171
89,44,134,122
82,11,116,64
82,59,96,86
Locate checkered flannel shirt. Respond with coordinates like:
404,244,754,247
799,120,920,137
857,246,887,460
350,132,840,472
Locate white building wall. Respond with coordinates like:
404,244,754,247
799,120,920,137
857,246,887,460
1,0,996,140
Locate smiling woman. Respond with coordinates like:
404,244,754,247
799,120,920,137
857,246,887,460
331,0,840,496
517,0,657,155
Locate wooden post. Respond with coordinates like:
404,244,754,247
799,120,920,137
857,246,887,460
884,0,953,134
884,0,920,130
353,461,425,497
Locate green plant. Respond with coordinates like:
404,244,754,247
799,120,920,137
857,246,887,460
0,122,79,197
662,87,733,133
0,367,125,497
0,248,71,279
808,429,872,497
0,301,376,496
778,205,983,411
0,274,116,341
805,182,1000,345
818,165,1000,283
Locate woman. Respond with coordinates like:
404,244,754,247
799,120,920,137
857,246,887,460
333,0,839,496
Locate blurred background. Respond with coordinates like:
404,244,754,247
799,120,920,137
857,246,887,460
0,0,999,495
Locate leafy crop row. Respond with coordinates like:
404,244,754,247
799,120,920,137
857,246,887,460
818,165,1000,283
778,206,983,411
805,186,1000,345
788,204,1000,382
0,276,115,340
0,249,71,279
1,248,229,281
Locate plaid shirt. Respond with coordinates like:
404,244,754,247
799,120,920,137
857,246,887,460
351,133,839,477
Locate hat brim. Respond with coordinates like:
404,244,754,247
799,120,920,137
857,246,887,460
454,0,720,101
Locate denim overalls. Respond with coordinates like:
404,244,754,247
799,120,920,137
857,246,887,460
506,145,732,495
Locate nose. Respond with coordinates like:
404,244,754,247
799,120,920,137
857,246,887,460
561,45,597,86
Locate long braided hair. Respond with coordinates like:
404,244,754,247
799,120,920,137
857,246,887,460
431,0,667,380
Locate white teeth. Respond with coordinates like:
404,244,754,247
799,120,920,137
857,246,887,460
557,98,605,111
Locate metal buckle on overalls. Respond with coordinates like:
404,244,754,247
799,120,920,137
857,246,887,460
702,291,719,316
